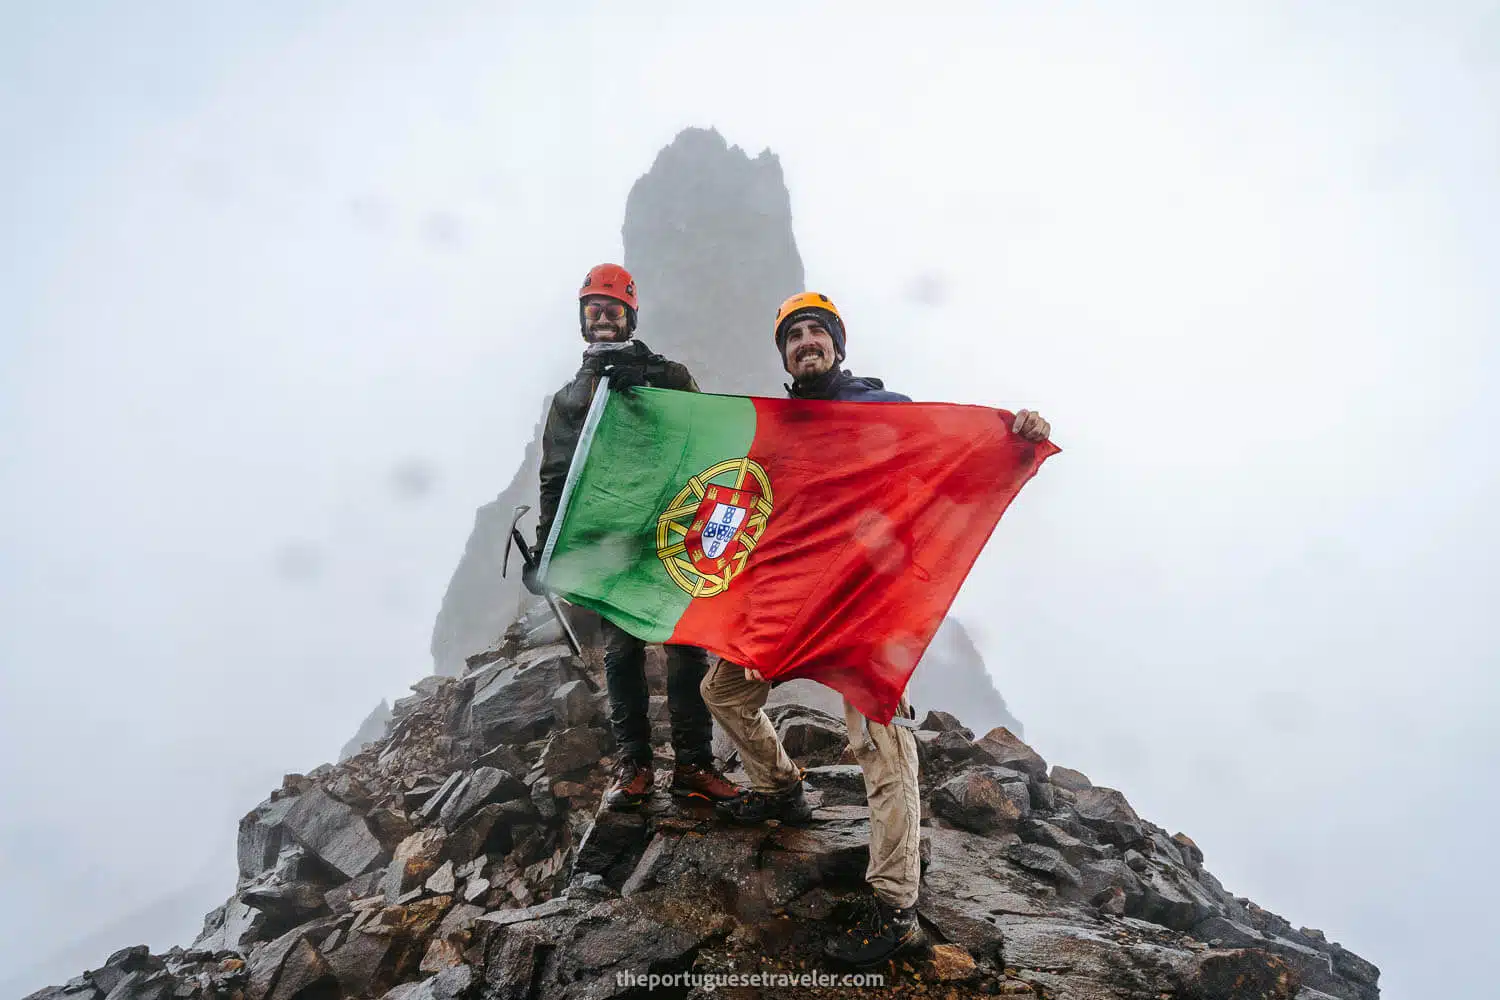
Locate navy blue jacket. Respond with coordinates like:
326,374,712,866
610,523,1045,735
785,367,911,403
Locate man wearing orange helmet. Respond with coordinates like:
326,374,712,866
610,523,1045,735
526,263,740,810
701,291,1052,968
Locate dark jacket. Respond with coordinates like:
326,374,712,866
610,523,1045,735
536,339,699,550
786,366,911,403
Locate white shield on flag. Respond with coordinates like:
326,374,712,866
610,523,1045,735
700,502,748,559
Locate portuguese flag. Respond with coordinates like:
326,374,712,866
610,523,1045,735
539,384,1058,724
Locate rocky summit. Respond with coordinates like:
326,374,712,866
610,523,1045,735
25,620,1379,1000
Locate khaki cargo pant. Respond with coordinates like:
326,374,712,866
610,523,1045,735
700,660,922,909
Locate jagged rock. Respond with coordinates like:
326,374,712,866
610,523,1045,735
380,981,434,1000
1028,777,1056,813
549,887,733,990
1077,858,1145,902
281,788,386,879
573,810,649,887
1019,817,1102,864
800,764,866,807
1331,943,1380,988
468,655,587,742
324,870,385,914
1093,885,1127,915
266,939,335,1000
239,880,327,925
619,832,671,897
973,727,1048,779
539,727,609,778
325,930,397,998
98,971,174,1000
918,709,974,738
472,743,531,779
86,948,164,1000
1177,948,1300,999
777,714,845,760
1149,828,1188,867
1003,917,1196,997
1049,764,1093,792
763,819,887,903
481,928,549,1000
1005,843,1083,886
23,987,96,1000
237,796,298,881
245,919,338,1000
476,897,577,928
419,772,467,823
367,805,418,848
324,772,374,811
931,728,984,765
931,767,1032,834
1191,916,1373,1000
385,828,448,901
443,803,513,862
1070,785,1147,845
1133,865,1220,931
439,767,527,827
435,902,487,940
551,679,598,728
1175,831,1205,866
426,860,458,895
924,943,980,981
419,936,465,973
430,965,475,1000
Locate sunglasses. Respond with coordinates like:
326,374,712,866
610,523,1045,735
583,302,627,322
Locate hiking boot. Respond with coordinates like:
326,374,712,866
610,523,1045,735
669,762,741,803
603,758,654,810
715,779,813,825
822,894,923,968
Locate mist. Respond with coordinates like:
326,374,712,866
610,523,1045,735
3,3,1496,996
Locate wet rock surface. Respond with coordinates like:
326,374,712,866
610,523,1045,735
29,624,1380,1000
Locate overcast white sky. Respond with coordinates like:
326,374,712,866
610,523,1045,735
3,3,1496,996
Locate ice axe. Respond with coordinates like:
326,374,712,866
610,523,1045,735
502,504,583,658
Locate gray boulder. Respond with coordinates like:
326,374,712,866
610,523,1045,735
931,767,1032,834
467,655,587,743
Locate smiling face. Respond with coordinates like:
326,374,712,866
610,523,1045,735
782,318,838,379
581,295,631,342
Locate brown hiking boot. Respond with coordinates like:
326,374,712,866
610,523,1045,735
669,762,741,803
603,758,654,810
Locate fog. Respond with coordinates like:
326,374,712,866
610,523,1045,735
3,3,1496,996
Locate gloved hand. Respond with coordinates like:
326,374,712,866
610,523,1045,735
521,563,545,596
602,363,648,393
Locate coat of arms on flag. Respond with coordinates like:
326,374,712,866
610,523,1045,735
655,457,773,598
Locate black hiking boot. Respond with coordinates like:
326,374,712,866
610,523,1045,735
823,894,923,968
714,779,813,825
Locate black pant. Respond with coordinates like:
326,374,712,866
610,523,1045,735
601,618,713,767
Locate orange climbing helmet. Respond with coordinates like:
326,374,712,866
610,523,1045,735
774,291,846,360
578,263,638,336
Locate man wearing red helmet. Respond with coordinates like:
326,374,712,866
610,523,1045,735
525,263,740,811
701,291,1052,968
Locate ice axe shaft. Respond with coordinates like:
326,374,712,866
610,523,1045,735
502,506,583,658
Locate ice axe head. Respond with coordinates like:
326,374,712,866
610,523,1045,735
503,504,533,578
